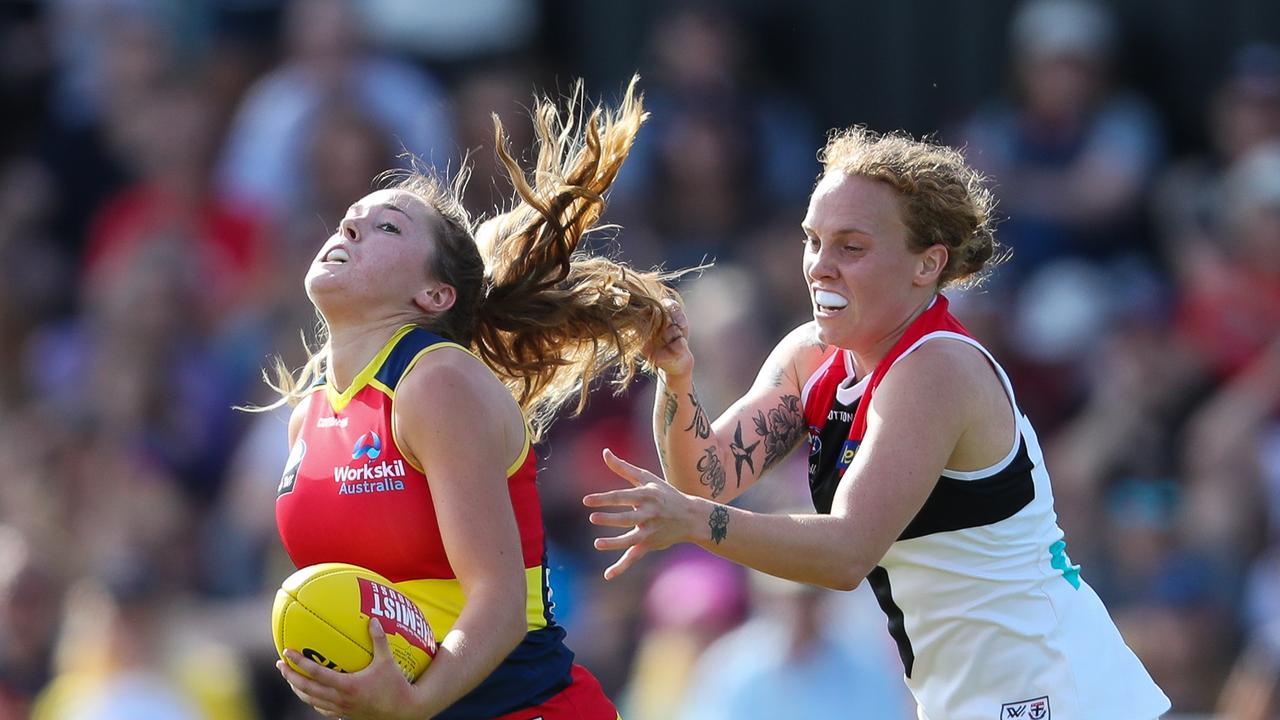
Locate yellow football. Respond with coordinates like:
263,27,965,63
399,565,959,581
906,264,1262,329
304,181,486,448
271,563,437,681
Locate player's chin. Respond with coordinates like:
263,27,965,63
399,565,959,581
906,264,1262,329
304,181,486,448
811,317,851,348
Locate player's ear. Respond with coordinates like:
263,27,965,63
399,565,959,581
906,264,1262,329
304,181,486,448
413,284,456,315
914,244,947,287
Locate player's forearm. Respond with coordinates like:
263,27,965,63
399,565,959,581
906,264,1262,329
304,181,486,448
654,372,731,501
686,498,871,591
409,589,526,718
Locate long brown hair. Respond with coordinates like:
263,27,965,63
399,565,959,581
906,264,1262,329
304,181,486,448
263,77,683,440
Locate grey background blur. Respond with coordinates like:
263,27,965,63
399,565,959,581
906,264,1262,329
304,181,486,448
1,0,1279,718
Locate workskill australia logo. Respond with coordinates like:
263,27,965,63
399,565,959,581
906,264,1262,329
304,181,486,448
1000,696,1049,719
352,431,382,460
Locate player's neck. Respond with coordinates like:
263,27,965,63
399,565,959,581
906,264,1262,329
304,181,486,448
849,293,935,378
326,318,413,392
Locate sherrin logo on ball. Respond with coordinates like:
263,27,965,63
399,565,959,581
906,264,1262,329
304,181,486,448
272,563,436,681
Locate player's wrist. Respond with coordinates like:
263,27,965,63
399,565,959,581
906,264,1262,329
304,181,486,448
685,496,725,547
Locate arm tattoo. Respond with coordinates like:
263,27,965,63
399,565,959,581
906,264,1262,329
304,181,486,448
684,390,711,439
752,394,805,472
767,363,786,388
709,506,729,544
661,387,679,432
727,421,759,486
696,445,726,499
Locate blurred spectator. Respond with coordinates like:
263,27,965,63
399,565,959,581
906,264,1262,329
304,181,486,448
675,571,911,720
41,0,180,253
960,0,1164,279
1173,144,1280,381
31,568,256,720
613,1,815,269
620,550,747,720
0,157,68,407
1154,44,1280,257
28,241,246,505
359,0,538,62
83,80,268,332
0,526,66,720
216,0,453,220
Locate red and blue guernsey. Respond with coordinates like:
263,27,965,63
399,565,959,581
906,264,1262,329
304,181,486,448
276,325,600,719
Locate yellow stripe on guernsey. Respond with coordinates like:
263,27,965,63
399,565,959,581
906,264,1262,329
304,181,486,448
326,325,419,413
394,567,549,638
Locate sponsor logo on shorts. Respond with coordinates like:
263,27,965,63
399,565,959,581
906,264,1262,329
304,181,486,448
1000,696,1049,719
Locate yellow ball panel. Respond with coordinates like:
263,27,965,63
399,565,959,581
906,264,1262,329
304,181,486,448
271,563,436,682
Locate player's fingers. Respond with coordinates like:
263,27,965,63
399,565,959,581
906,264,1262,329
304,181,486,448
278,660,344,711
604,544,649,581
593,526,643,552
283,649,351,692
601,448,654,487
587,509,644,528
366,618,396,666
582,486,644,508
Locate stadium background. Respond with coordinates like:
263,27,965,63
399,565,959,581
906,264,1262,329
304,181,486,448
1,0,1279,717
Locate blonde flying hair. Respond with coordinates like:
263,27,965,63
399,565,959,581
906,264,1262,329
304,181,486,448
263,77,681,440
820,126,1001,289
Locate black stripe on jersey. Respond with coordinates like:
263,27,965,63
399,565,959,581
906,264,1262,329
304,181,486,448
898,437,1035,540
867,566,915,677
374,327,450,390
808,402,1036,539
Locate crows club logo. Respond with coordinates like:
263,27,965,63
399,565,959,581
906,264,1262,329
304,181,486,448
352,431,382,461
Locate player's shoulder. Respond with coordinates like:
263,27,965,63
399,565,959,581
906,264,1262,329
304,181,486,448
880,336,998,410
395,344,519,426
774,321,837,379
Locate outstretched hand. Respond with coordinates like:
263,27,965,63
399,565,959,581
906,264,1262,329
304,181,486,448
584,448,701,580
277,618,422,720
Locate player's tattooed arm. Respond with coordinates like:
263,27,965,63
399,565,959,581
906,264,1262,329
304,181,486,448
697,445,727,499
727,421,759,487
683,388,711,439
753,394,805,472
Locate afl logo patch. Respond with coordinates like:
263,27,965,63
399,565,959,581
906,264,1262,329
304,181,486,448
279,439,306,495
1000,696,1049,719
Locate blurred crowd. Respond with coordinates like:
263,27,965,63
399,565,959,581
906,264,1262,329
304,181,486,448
0,0,1277,718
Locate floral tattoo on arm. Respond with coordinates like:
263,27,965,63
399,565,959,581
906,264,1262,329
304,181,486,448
709,505,729,544
752,394,805,472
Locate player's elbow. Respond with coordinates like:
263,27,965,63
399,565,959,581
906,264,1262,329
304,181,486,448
821,566,866,592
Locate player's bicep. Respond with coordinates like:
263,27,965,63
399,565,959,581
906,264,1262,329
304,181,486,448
829,350,973,569
395,363,525,596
